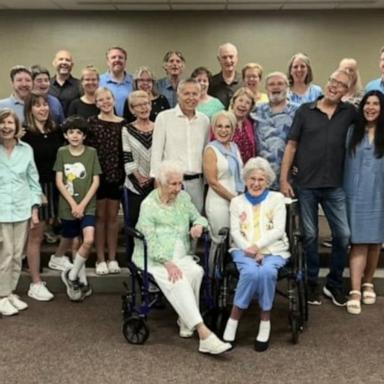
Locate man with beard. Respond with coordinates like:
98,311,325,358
280,69,356,307
208,42,241,109
99,46,133,116
156,50,185,108
0,65,33,124
49,50,82,117
251,72,298,190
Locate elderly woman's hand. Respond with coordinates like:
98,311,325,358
190,224,203,239
164,261,183,283
255,252,264,264
244,245,258,258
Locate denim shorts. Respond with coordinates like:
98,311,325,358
60,215,96,238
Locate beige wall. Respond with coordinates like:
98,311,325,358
0,9,383,97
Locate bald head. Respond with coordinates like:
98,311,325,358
52,50,74,78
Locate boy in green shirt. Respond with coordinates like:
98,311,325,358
52,116,101,301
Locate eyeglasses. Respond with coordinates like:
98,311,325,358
132,101,150,109
136,78,153,83
328,77,349,90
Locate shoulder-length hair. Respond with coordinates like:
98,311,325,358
349,90,384,158
287,52,314,87
24,92,56,133
0,108,21,136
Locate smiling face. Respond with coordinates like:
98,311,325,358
212,115,234,145
363,95,381,124
0,114,18,141
178,82,200,115
266,75,288,105
232,93,253,120
324,71,349,104
136,71,154,94
164,53,184,77
107,48,127,76
194,72,209,96
32,96,50,124
290,57,308,84
244,68,261,90
33,73,50,95
12,71,32,101
161,172,183,203
53,50,74,77
64,128,85,148
81,70,99,95
218,44,238,74
96,89,115,114
246,169,268,197
131,96,151,120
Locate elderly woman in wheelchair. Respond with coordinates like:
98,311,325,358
132,161,231,355
223,157,290,351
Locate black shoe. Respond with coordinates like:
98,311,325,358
323,285,347,307
307,284,322,305
61,269,83,302
254,338,269,352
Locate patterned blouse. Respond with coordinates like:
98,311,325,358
232,117,256,164
86,116,125,184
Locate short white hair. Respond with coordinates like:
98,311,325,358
265,71,289,87
156,161,184,185
243,157,276,187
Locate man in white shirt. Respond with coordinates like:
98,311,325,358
151,78,209,212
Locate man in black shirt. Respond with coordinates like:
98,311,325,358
208,43,241,109
280,69,356,307
49,50,81,117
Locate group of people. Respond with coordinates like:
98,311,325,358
1,41,384,354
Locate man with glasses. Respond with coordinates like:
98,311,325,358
280,69,357,307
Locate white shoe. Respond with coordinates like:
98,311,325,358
0,297,19,316
95,261,109,275
28,282,54,301
199,333,232,355
107,260,121,274
177,318,194,338
48,255,73,271
7,294,28,311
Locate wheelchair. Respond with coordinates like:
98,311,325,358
120,187,214,345
205,198,308,344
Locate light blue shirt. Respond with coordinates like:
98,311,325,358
288,84,323,106
156,77,178,108
251,101,299,190
365,78,384,94
0,141,42,223
0,95,25,124
99,71,134,116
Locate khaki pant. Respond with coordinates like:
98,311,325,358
0,221,29,297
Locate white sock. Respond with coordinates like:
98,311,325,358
78,264,88,285
256,320,271,343
223,318,239,342
69,254,86,281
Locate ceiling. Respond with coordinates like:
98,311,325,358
0,0,383,11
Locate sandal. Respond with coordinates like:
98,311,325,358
346,290,361,315
362,283,376,305
95,261,109,275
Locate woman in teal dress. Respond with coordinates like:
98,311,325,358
344,90,384,315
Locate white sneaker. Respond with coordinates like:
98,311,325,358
199,333,232,355
95,261,109,275
28,282,54,301
0,297,19,316
107,260,121,274
177,318,194,338
7,294,28,311
48,255,73,271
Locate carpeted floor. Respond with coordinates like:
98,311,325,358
1,294,384,384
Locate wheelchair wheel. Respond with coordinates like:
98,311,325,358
122,316,149,345
203,308,230,337
289,313,300,344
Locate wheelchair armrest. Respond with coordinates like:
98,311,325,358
218,227,230,240
126,227,145,241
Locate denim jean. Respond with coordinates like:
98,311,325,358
296,187,350,289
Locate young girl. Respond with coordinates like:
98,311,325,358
0,108,42,316
87,87,125,275
23,93,63,301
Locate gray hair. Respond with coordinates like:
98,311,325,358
217,42,238,58
211,110,237,133
265,71,289,87
156,161,184,185
243,157,276,187
177,78,201,95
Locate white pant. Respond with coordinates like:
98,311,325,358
0,221,29,297
148,250,204,330
183,178,204,214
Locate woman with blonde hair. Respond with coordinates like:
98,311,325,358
338,58,364,108
242,63,268,105
287,52,322,105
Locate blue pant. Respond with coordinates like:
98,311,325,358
297,187,350,289
232,250,286,311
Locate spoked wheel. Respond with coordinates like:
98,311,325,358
122,316,149,345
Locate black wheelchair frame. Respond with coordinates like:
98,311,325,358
206,199,308,344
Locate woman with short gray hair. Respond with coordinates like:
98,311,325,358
132,161,232,355
223,157,290,352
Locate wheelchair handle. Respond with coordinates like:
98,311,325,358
126,227,145,240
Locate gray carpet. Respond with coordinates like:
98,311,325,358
1,294,384,384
